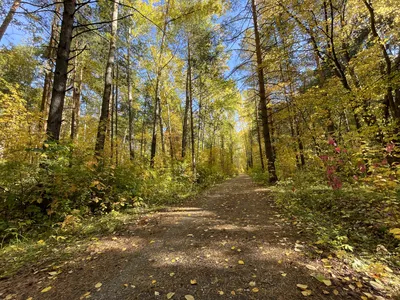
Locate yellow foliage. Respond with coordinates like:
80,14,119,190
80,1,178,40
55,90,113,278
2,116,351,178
0,78,41,161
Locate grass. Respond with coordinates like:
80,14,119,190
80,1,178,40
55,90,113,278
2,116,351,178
249,169,400,264
0,173,230,279
0,207,151,279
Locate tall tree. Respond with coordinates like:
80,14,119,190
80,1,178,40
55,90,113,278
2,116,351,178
95,0,119,157
46,0,76,141
250,0,277,183
40,2,60,133
127,27,135,160
150,0,170,167
0,0,21,42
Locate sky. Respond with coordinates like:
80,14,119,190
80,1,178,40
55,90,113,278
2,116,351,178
0,0,250,135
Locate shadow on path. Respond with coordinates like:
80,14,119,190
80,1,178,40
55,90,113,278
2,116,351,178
1,175,370,299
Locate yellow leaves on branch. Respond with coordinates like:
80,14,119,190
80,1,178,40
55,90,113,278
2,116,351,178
0,78,39,158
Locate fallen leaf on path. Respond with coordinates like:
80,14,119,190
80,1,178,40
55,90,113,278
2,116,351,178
301,290,312,296
80,291,91,299
218,291,224,295
296,284,308,290
41,286,52,293
333,289,339,295
155,291,160,296
363,292,374,298
169,272,175,277
185,295,194,300
95,282,102,288
238,260,245,265
48,271,58,276
305,264,316,271
190,279,197,285
312,273,330,286
167,292,175,299
322,279,332,286
370,280,384,291
252,287,259,293
249,281,256,287
322,290,329,294
152,280,157,284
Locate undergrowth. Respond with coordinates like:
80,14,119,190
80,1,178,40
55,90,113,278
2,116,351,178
249,168,400,266
0,143,233,278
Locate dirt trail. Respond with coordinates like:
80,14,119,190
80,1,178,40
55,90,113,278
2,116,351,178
1,175,368,299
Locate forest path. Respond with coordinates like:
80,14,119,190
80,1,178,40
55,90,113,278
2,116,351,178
2,175,367,299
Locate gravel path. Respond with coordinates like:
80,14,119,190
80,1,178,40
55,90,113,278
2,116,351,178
1,175,368,299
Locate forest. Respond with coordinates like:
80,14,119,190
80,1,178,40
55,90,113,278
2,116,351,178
0,0,400,299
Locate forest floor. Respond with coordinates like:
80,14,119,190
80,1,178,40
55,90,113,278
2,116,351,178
0,175,397,300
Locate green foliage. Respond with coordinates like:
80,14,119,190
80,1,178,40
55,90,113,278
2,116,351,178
265,170,400,259
0,140,231,246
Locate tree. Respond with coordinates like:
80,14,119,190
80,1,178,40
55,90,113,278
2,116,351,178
46,0,76,141
0,0,21,42
250,0,277,183
95,0,119,157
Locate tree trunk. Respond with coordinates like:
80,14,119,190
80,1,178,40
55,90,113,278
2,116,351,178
159,95,165,155
0,0,21,42
196,75,202,158
95,0,119,157
46,0,75,141
166,100,174,159
115,63,119,166
150,0,169,168
70,54,83,140
251,0,277,183
40,2,60,133
255,102,264,171
111,74,115,161
249,129,254,168
189,48,195,175
127,29,135,160
363,0,400,121
182,42,190,158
